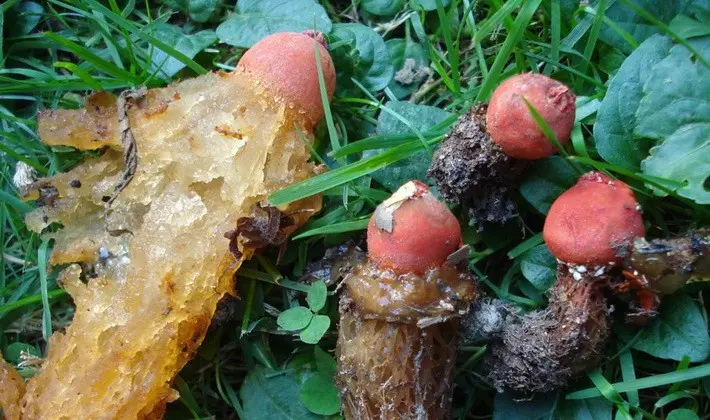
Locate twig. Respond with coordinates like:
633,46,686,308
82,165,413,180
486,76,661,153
3,253,28,265
106,87,146,208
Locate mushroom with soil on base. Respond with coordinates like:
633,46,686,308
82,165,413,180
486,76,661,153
427,73,576,227
484,172,710,394
485,171,645,393
336,181,478,419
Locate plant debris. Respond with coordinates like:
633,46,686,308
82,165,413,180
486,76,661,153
104,87,146,208
224,205,294,260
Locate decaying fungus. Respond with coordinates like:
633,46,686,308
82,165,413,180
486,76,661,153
486,172,644,393
336,181,477,419
625,232,710,294
0,355,25,420
3,32,332,418
612,230,710,323
428,73,575,226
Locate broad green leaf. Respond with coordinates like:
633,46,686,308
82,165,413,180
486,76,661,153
161,0,222,23
412,0,451,11
329,23,394,93
362,0,403,16
314,346,336,376
642,123,710,203
555,398,612,420
385,38,429,99
618,294,710,362
493,392,556,420
216,0,332,48
599,0,689,53
149,24,217,77
519,245,557,292
667,409,700,420
519,156,578,214
306,280,327,312
277,306,313,331
364,101,450,191
299,372,341,415
240,367,320,420
635,36,710,203
594,34,673,170
9,1,43,36
299,315,330,344
376,102,451,136
690,2,710,22
635,37,710,139
670,15,710,38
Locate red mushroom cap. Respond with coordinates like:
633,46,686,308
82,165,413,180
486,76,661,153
486,73,576,160
367,181,462,275
237,32,336,125
543,172,645,266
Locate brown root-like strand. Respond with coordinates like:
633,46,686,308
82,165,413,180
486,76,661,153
485,267,609,394
336,256,476,419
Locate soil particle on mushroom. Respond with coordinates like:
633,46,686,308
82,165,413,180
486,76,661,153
427,104,526,228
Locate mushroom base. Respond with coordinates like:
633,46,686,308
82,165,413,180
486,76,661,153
485,268,609,394
336,296,459,420
427,104,526,228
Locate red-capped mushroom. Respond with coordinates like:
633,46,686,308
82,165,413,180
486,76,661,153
336,181,477,419
237,31,336,125
543,171,645,266
367,180,461,275
428,73,576,228
487,73,576,160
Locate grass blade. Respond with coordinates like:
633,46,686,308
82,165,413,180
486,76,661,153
37,239,53,342
269,138,436,206
567,364,710,399
475,0,543,101
292,217,369,239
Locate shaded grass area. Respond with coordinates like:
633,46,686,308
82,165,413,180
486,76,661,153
1,0,709,418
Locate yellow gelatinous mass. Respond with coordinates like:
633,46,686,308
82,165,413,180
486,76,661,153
0,355,25,420
14,68,320,419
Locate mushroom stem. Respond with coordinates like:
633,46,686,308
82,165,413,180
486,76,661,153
337,304,462,418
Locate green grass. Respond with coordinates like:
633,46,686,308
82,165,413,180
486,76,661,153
1,0,709,419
